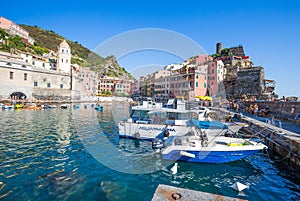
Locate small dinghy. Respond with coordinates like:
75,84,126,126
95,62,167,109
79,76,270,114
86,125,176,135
95,104,103,111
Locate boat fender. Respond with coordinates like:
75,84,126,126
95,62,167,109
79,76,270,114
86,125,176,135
135,132,140,139
164,130,170,137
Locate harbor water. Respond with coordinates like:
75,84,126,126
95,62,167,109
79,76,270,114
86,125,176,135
0,102,299,201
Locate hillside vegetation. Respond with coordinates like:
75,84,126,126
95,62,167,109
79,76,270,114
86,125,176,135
5,25,134,79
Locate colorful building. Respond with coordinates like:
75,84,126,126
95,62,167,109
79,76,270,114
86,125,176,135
77,67,97,96
97,76,133,96
0,16,34,45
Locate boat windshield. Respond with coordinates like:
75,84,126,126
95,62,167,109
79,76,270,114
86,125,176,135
130,109,150,122
148,111,167,124
148,110,196,124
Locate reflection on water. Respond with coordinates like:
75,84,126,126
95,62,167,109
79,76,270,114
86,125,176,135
0,103,299,201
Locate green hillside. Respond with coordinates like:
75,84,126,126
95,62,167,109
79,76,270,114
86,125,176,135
18,25,134,80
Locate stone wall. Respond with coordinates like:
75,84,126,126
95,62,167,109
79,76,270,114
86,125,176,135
251,101,300,120
234,66,266,99
0,64,71,99
32,88,71,100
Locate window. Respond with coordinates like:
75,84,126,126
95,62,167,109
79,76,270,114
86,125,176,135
61,58,63,63
47,83,51,88
42,63,45,67
34,80,38,87
25,59,28,63
24,73,27,81
196,74,198,79
9,72,13,79
66,59,68,63
60,84,63,89
204,83,206,88
32,61,35,65
62,49,64,53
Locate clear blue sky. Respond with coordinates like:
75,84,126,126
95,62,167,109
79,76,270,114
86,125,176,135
2,0,300,97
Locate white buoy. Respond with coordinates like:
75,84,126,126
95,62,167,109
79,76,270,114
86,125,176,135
170,163,178,175
0,181,3,185
230,182,249,191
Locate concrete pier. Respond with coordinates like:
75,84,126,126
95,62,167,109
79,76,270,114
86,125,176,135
151,184,247,201
240,114,300,168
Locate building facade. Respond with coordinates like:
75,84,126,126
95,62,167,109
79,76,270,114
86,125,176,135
0,16,34,45
97,76,133,96
77,67,97,96
0,57,71,100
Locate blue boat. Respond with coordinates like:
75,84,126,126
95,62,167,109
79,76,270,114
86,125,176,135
95,104,103,111
154,126,267,163
73,104,80,109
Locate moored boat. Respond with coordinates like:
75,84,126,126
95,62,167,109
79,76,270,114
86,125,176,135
118,99,244,140
3,105,13,110
60,104,70,109
14,103,23,109
47,104,57,109
153,124,267,163
95,104,103,111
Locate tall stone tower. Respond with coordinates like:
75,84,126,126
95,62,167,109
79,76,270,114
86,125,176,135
58,40,71,74
216,42,222,54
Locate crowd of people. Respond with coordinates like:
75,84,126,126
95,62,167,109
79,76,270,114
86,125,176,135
223,95,271,117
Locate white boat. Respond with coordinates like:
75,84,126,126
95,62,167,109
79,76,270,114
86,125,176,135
3,105,13,110
60,104,70,109
47,104,57,108
153,124,267,163
118,99,242,140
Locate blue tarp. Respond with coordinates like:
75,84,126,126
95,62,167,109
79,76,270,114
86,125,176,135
198,120,228,129
188,119,228,129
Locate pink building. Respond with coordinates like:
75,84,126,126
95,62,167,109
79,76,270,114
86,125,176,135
77,67,97,96
97,76,133,96
0,17,34,44
152,64,207,101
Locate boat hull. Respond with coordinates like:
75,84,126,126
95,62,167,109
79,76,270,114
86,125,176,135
118,121,226,140
162,149,261,163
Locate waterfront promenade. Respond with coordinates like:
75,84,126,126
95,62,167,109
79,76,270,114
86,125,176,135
0,96,133,105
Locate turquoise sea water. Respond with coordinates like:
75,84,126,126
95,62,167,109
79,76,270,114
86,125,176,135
0,102,299,201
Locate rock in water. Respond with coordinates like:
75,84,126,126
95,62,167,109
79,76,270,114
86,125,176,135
100,181,127,201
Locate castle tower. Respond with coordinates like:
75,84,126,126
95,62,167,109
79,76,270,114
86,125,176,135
216,42,222,54
58,40,71,74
